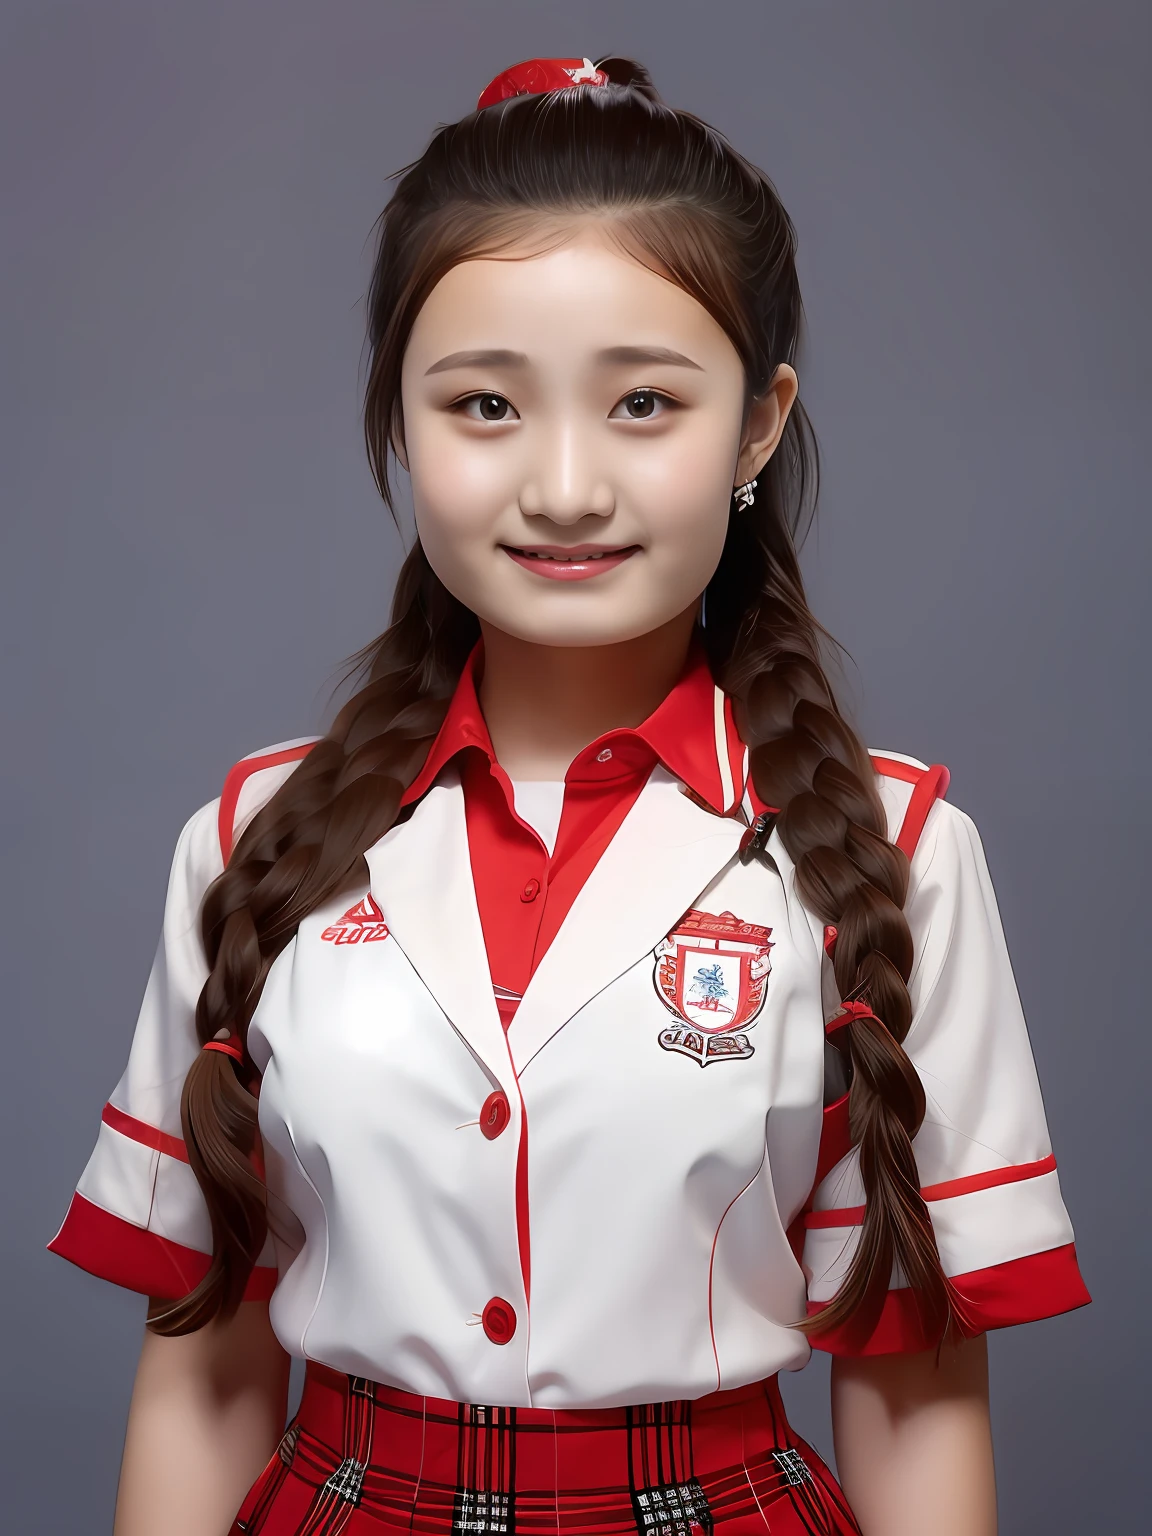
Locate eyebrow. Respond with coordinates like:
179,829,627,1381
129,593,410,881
424,344,705,376
597,345,704,371
425,349,528,375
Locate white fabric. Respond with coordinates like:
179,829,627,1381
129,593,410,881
63,744,1078,1408
802,793,1073,1300
509,779,565,856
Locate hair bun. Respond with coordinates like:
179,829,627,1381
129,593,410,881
591,56,661,100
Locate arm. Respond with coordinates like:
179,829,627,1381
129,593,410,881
830,1333,996,1536
113,1298,291,1536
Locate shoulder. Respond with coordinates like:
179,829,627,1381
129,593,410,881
151,737,321,930
868,750,952,859
217,736,321,862
870,750,997,903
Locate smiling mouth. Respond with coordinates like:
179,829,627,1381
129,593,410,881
501,544,640,581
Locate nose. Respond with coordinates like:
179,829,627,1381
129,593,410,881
518,415,615,525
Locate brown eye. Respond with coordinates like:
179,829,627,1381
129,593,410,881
610,388,674,421
455,392,519,422
463,393,519,423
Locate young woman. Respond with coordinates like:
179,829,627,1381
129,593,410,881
49,55,1089,1536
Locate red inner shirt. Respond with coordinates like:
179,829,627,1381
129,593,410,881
401,641,747,1028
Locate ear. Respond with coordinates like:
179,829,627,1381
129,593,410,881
734,364,799,488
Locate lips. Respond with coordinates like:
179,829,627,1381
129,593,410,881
502,544,639,581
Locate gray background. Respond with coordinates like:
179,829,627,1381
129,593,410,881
2,2,1148,1531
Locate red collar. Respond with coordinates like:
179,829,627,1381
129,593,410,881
402,641,745,813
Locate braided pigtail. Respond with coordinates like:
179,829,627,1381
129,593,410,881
149,547,477,1334
718,479,958,1347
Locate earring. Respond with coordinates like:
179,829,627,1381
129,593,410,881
734,478,757,511
699,587,708,629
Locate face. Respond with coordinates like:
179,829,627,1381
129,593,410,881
398,221,794,648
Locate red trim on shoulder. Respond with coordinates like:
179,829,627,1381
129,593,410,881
807,1242,1090,1355
102,1102,189,1164
803,1153,1059,1228
745,756,949,858
895,763,950,859
218,744,315,863
869,754,925,785
871,755,951,859
47,1192,277,1301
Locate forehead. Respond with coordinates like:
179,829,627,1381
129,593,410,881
405,221,737,366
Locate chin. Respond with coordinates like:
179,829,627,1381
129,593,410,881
486,609,675,649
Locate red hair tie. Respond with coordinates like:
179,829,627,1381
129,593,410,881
477,56,610,111
825,998,881,1037
203,1034,244,1063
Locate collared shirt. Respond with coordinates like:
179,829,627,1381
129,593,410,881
48,686,1090,1385
401,642,748,1025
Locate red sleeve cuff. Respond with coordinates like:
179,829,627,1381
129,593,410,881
47,1192,277,1302
807,1242,1091,1356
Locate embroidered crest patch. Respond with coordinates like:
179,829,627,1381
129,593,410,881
653,909,773,1067
321,894,390,945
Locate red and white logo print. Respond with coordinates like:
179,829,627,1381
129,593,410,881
653,909,773,1067
321,894,390,945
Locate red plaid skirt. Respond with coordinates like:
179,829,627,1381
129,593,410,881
230,1363,859,1536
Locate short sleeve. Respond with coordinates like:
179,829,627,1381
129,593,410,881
802,793,1091,1354
47,799,278,1301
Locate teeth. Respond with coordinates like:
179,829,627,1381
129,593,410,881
523,550,612,560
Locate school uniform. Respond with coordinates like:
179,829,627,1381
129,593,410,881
49,644,1088,1535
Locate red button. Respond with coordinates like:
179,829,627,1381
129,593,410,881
520,878,541,902
479,1090,510,1140
482,1297,516,1345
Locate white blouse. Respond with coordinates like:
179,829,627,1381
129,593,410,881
50,732,1086,1408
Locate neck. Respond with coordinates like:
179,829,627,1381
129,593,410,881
477,608,699,779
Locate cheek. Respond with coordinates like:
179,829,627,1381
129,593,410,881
647,500,730,602
407,423,509,553
627,419,737,557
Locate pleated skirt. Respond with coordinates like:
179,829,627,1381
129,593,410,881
230,1362,859,1536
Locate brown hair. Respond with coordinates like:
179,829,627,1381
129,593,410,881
151,58,958,1348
